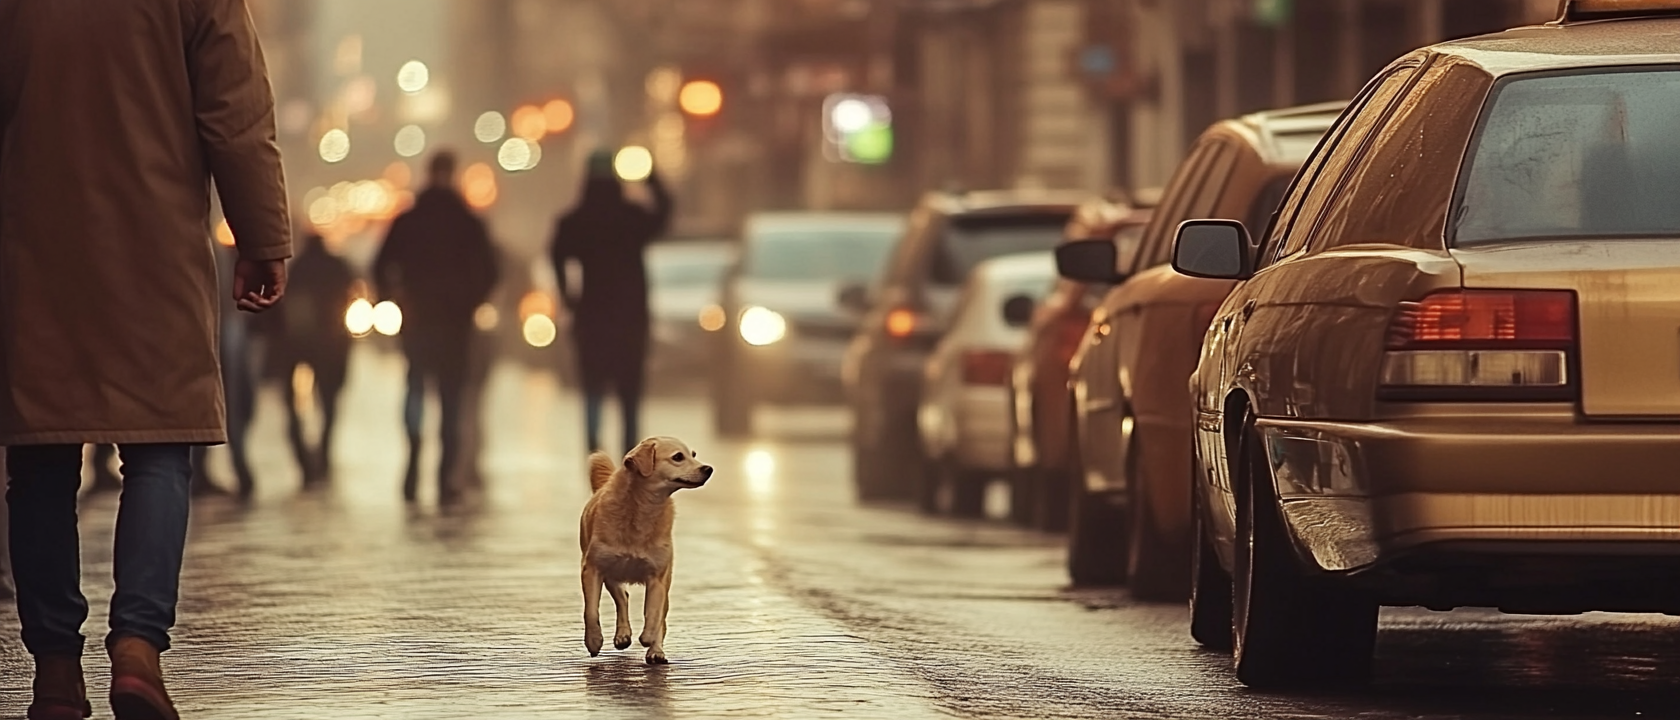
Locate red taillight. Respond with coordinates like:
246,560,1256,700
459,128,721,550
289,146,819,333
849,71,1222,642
886,308,919,338
1380,290,1576,401
1388,290,1575,349
962,349,1014,386
1054,314,1089,361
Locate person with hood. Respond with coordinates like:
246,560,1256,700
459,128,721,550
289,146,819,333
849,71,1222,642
375,151,499,502
1,0,291,717
549,151,674,453
261,230,355,483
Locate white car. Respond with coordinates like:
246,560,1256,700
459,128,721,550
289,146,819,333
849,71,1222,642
917,251,1057,516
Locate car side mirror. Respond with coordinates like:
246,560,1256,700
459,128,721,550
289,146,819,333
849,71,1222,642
1172,220,1254,280
1001,294,1035,327
1055,239,1124,284
838,282,871,313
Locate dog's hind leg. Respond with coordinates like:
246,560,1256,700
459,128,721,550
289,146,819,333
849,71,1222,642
607,582,634,650
640,571,671,665
582,565,604,656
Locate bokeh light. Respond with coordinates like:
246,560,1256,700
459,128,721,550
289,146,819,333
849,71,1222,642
344,298,375,337
511,105,547,141
831,98,874,134
372,301,403,336
393,125,426,157
462,163,498,209
698,304,726,332
308,196,341,227
678,80,723,117
522,314,558,348
497,138,534,172
318,129,350,163
214,220,235,248
646,67,682,103
473,111,507,143
613,146,654,182
396,60,430,94
518,291,556,320
474,303,500,332
543,99,575,134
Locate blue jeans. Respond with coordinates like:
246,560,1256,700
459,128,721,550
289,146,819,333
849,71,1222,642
7,444,192,655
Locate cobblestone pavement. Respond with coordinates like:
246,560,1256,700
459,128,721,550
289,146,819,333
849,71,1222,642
5,347,1680,719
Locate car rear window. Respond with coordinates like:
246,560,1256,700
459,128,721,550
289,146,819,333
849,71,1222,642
1455,68,1680,245
743,229,898,281
930,213,1072,284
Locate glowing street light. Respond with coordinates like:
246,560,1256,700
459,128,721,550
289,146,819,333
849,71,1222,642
678,80,723,117
613,146,654,182
318,129,350,163
473,111,506,143
396,60,430,94
543,99,575,134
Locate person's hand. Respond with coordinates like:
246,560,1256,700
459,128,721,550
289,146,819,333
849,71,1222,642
233,258,287,313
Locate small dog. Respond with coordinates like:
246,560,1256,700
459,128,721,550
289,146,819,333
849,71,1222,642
579,436,713,664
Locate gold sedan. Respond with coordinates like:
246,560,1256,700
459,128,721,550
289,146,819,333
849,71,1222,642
1177,0,1680,690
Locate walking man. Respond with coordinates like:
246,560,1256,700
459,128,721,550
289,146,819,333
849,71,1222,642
550,152,674,453
0,0,291,717
375,151,499,502
266,231,355,484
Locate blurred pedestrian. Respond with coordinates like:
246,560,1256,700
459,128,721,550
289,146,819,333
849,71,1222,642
375,151,500,502
193,239,261,498
262,231,354,484
549,152,674,453
0,0,291,718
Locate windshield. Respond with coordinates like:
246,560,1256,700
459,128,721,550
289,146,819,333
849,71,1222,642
930,213,1071,284
743,229,899,281
1455,68,1680,245
648,252,732,287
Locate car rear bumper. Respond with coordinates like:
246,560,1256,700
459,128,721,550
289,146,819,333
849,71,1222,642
953,388,1013,471
1257,408,1680,574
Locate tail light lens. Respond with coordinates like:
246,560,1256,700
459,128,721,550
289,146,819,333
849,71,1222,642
1380,290,1576,401
962,349,1015,386
886,308,931,339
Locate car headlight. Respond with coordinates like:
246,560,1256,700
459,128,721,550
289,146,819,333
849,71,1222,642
739,306,787,346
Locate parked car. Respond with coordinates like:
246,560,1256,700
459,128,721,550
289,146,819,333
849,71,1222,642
1007,200,1152,529
1054,102,1344,594
647,239,737,378
843,190,1084,501
918,251,1058,516
711,213,905,436
1178,2,1680,688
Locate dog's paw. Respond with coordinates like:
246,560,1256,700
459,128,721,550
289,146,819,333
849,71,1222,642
645,648,669,665
615,632,633,650
639,631,656,648
585,630,604,657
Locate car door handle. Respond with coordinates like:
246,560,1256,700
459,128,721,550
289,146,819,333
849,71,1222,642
1240,300,1256,320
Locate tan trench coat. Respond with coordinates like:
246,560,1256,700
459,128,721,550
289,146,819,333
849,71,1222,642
0,0,291,445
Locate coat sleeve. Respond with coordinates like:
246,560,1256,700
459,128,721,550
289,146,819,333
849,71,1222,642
638,172,675,245
187,0,292,262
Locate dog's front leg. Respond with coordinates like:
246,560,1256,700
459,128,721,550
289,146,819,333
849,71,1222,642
607,582,634,650
582,565,604,656
640,574,670,665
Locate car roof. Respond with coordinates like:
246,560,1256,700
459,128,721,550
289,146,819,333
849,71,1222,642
924,188,1087,217
744,212,906,235
1226,101,1347,168
1433,16,1680,77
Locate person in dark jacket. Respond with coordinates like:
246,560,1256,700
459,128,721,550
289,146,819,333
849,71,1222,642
549,152,674,453
375,151,500,502
263,230,355,483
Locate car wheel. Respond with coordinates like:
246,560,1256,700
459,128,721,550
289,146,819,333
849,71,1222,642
853,393,914,501
1232,418,1377,689
1189,480,1234,651
917,455,944,514
1126,466,1191,602
949,466,987,518
1067,482,1129,586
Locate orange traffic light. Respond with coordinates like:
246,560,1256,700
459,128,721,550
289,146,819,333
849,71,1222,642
678,80,723,117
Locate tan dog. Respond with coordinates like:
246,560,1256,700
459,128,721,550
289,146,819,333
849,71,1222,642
579,436,713,664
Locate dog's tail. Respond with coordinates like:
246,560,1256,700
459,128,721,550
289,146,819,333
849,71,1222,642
587,451,615,493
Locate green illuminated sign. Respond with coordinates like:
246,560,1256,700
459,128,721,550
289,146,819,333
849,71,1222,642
1254,0,1291,26
844,123,893,164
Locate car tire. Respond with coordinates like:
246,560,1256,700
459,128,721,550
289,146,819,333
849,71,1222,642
1189,479,1234,651
853,392,916,502
917,455,943,514
949,466,987,518
1126,468,1191,602
1232,418,1377,689
1067,482,1129,586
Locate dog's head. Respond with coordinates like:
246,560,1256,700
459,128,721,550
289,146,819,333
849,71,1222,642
624,436,713,492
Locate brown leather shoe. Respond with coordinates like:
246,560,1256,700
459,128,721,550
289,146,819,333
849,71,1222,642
28,655,92,720
108,637,178,720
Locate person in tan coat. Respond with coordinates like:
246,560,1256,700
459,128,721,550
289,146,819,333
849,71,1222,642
0,0,291,718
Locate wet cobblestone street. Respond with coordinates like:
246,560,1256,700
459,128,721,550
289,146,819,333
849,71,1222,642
5,348,1680,719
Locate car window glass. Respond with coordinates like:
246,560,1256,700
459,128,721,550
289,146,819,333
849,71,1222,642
1307,62,1491,254
743,229,900,282
1113,222,1147,276
1456,67,1680,244
1152,143,1239,268
928,214,1071,285
1266,65,1418,262
1246,175,1293,241
1136,142,1218,270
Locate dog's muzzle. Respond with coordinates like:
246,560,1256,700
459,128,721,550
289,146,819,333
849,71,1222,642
673,465,714,487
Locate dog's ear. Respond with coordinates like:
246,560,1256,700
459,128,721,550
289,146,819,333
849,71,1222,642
625,438,657,476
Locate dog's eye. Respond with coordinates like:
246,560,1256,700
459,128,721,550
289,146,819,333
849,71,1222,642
671,452,685,463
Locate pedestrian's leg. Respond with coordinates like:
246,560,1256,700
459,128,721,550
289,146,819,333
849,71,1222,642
107,443,191,719
226,329,259,497
619,331,648,453
318,373,345,481
402,358,425,501
7,444,95,719
436,355,467,502
282,362,316,484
